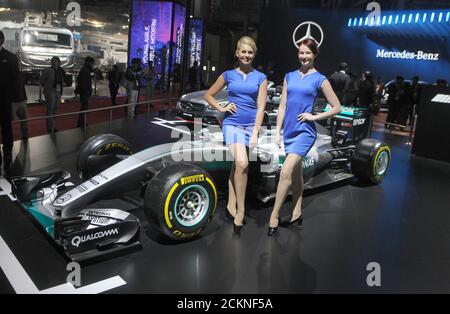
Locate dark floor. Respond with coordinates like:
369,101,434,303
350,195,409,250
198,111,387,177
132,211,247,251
1,113,450,294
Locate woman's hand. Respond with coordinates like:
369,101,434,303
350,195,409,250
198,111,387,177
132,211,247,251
275,132,282,147
249,132,258,150
219,103,237,114
298,112,317,122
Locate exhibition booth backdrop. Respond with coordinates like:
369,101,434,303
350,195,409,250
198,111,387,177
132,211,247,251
258,8,450,85
0,0,204,90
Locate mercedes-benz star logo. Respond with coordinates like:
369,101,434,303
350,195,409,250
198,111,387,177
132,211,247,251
292,21,324,48
185,103,193,111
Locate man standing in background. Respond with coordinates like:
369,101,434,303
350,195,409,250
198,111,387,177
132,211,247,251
107,64,121,106
0,30,18,170
145,63,155,106
410,76,421,122
124,58,143,118
41,56,65,133
188,61,199,92
75,56,95,128
329,62,351,106
12,71,29,140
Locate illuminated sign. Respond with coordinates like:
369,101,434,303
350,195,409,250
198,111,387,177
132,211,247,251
188,19,203,67
129,0,185,87
376,49,440,61
431,94,450,103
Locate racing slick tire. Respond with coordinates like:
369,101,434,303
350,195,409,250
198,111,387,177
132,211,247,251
144,163,218,241
76,133,133,180
351,139,391,184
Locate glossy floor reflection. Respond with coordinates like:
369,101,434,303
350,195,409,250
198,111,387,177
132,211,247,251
1,114,450,293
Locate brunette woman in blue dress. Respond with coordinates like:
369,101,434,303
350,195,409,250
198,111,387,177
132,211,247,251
204,36,267,235
267,39,341,237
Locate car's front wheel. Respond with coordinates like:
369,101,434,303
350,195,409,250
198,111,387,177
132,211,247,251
144,163,217,241
76,133,134,180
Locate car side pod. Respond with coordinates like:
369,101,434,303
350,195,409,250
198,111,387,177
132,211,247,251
351,139,391,184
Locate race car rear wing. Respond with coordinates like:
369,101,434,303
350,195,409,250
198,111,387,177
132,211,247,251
314,101,372,145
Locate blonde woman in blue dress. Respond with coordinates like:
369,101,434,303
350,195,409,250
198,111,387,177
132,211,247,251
204,36,267,235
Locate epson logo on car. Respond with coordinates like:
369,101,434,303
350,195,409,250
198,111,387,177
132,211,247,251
71,228,119,247
353,118,366,126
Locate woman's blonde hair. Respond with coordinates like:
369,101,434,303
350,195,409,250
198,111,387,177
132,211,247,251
236,36,257,54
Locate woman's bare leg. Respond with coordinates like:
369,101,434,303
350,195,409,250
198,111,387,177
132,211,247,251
227,162,237,216
269,154,302,228
229,143,249,226
290,158,304,221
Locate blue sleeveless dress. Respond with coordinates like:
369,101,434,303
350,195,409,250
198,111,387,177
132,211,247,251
283,70,326,157
221,68,267,146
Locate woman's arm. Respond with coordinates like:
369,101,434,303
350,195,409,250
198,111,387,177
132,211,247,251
203,74,236,114
275,79,288,144
253,79,268,132
299,79,341,122
249,79,268,149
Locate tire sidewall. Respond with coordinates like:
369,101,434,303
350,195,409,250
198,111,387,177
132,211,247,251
77,134,133,179
352,139,391,184
144,164,217,241
371,145,390,184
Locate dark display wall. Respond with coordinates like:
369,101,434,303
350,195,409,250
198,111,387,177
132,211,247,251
258,8,450,85
412,85,450,163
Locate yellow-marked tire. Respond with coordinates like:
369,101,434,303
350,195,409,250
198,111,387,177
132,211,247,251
76,133,133,180
352,139,391,184
144,163,217,241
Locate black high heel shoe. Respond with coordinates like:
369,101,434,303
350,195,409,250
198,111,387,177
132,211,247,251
280,214,303,227
233,222,244,236
267,219,279,237
267,226,278,237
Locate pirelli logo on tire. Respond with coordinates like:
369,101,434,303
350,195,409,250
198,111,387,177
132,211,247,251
96,143,131,154
180,174,205,185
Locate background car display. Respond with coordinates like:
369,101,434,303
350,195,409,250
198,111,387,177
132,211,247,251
176,81,281,125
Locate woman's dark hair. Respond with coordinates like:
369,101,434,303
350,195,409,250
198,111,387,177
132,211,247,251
299,38,319,57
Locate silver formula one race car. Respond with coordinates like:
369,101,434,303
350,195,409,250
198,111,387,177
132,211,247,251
9,106,390,262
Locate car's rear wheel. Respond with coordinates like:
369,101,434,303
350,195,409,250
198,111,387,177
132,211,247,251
144,163,217,241
351,139,391,184
76,134,133,180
